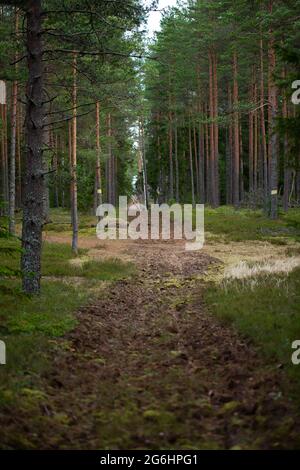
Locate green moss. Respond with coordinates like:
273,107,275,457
0,281,83,336
0,239,135,280
202,206,300,243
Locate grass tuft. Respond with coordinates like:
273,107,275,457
205,267,300,393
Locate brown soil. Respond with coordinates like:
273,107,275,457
3,238,300,449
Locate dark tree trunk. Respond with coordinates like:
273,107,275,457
21,0,44,294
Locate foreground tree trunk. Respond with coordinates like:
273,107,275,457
21,0,44,294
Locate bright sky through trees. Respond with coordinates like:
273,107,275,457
147,0,178,37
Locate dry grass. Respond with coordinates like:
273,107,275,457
224,257,300,281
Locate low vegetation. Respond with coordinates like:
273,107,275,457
203,208,300,400
204,206,300,244
0,218,135,421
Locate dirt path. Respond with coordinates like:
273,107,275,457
5,239,300,449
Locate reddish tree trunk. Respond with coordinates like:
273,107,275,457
71,52,78,253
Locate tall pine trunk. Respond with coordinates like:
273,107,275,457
21,0,44,294
227,83,233,205
268,1,278,219
71,53,78,253
232,51,240,207
248,70,254,194
94,100,102,210
168,110,174,201
208,51,216,206
282,71,290,212
188,119,195,207
8,8,19,234
213,51,219,205
174,119,179,203
260,38,268,208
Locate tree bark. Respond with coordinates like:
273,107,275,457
16,100,22,208
193,124,200,201
204,102,210,203
71,52,78,253
107,112,113,205
1,96,9,214
8,8,19,234
282,73,290,212
268,1,278,219
254,82,258,194
208,51,216,206
168,110,174,201
188,119,195,207
213,51,219,205
232,51,240,207
21,0,44,294
94,100,102,210
260,38,268,208
9,81,18,235
174,119,179,203
248,71,254,194
227,83,233,205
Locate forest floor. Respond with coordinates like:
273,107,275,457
1,208,300,449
